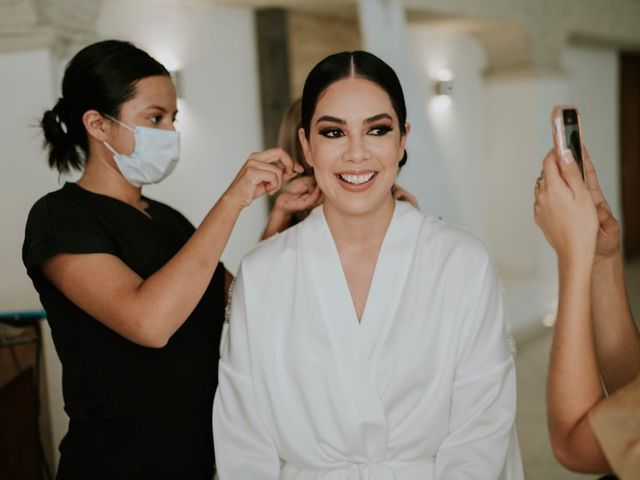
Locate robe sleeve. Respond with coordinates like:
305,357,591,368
434,255,523,479
213,265,280,479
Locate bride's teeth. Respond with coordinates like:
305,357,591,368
340,172,374,185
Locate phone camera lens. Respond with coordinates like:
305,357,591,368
563,109,577,124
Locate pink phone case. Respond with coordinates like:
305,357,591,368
551,105,585,161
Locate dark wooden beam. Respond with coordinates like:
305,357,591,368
255,8,291,149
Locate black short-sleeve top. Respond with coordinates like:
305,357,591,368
23,183,225,478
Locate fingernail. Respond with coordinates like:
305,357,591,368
562,151,573,165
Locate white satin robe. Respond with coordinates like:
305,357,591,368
213,201,523,479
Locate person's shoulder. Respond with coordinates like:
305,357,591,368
416,210,492,268
241,219,302,274
23,184,110,270
26,184,81,222
143,196,195,230
239,205,332,282
143,196,180,216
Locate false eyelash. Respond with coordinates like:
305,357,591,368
318,128,344,138
369,125,393,135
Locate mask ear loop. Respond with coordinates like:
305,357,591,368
103,113,135,133
102,113,135,156
103,140,118,155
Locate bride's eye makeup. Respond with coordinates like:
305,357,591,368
368,125,393,136
314,114,395,139
318,127,345,138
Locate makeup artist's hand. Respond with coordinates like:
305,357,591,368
223,148,304,209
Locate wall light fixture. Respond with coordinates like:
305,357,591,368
435,79,454,96
430,68,454,113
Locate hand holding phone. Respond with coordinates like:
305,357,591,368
551,106,585,179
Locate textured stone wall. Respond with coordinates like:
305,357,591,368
287,10,362,98
3,0,639,75
0,0,103,54
405,0,640,75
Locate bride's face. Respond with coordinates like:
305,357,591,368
299,77,409,217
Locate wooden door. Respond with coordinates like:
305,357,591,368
620,53,640,260
0,368,42,480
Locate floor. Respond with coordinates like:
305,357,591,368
515,258,640,479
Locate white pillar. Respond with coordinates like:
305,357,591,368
357,0,458,222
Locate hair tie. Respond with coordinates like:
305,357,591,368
52,98,68,134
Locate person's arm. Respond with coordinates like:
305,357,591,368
592,253,640,391
392,184,419,209
588,374,640,479
261,175,322,240
435,253,521,479
213,265,279,479
547,254,609,472
582,151,640,392
42,148,302,348
534,151,610,472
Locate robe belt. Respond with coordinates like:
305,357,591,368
280,459,435,480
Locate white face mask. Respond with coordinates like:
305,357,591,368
103,115,180,187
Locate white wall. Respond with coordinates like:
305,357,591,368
407,27,490,241
564,45,621,222
485,75,567,334
0,48,59,311
404,25,620,335
0,47,65,470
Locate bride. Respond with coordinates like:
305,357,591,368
213,50,523,479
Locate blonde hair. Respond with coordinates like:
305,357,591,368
276,98,311,172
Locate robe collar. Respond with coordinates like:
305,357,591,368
300,200,424,358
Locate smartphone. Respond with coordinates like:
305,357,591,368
551,106,585,178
